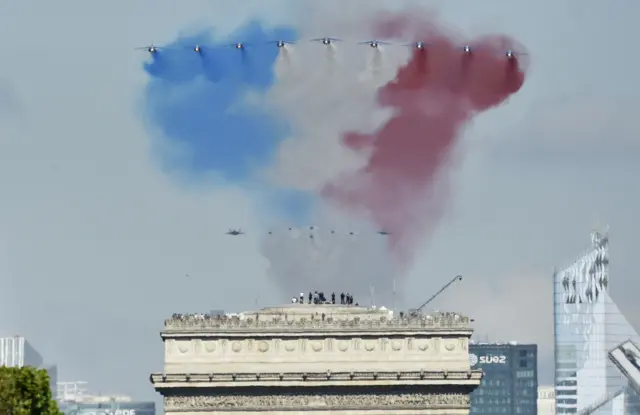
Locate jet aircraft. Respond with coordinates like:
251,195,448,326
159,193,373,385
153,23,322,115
270,40,295,48
228,42,245,49
460,45,473,53
359,40,392,48
311,37,342,46
505,49,527,59
377,230,391,235
404,41,427,50
226,229,245,236
193,45,202,53
136,44,162,54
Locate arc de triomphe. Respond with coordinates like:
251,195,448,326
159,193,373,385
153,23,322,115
151,304,482,414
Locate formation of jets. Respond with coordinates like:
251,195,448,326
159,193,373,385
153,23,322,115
226,228,391,236
137,39,526,59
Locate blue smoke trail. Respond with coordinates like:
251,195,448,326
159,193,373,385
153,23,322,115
142,21,313,224
143,21,294,181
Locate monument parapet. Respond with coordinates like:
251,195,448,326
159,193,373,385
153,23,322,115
164,305,471,332
153,304,481,414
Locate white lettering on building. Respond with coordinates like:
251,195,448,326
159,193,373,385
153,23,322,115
478,355,507,364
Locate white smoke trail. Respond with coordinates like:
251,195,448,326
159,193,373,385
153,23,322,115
258,2,432,301
260,204,398,305
263,3,412,192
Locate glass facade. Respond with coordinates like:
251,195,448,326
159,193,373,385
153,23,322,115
469,343,538,414
554,231,640,414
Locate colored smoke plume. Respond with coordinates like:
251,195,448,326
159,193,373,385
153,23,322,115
142,22,297,184
322,11,528,265
141,22,315,222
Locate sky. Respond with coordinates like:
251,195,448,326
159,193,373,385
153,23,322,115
1,0,639,408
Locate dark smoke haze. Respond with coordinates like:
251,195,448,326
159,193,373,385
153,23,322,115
322,12,528,266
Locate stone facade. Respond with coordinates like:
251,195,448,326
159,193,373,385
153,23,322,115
151,304,482,414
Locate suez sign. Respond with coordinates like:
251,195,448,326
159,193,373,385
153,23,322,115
82,411,137,415
469,353,507,366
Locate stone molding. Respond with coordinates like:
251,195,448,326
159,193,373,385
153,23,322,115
151,370,483,384
164,312,470,331
164,392,470,411
164,336,469,356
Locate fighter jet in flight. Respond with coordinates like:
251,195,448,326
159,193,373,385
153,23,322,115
460,45,473,54
269,40,295,48
311,37,342,46
377,230,391,236
226,229,245,236
136,44,162,55
228,42,246,50
359,40,392,48
193,45,203,54
505,49,527,59
404,41,428,50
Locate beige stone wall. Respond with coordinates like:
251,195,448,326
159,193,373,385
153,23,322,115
163,336,471,373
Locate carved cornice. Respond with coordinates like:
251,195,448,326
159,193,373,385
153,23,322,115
151,370,483,384
165,392,470,411
164,313,470,332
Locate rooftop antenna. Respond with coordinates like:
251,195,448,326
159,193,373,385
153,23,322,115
412,275,463,315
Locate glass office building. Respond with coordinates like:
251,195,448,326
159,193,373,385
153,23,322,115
469,342,538,414
554,231,640,414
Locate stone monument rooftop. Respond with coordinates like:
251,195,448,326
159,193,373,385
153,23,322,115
164,303,471,332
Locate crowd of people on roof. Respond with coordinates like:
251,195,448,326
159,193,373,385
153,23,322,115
291,291,358,306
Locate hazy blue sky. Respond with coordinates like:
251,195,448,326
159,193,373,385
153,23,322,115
1,0,639,407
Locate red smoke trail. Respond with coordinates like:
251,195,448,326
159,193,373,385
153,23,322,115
322,12,528,266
